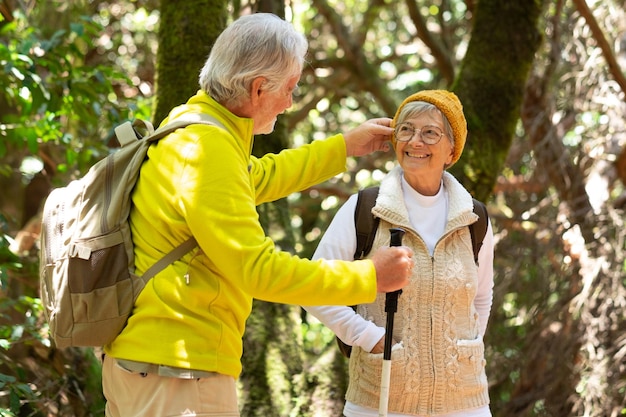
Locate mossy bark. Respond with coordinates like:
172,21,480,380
237,1,315,413
153,0,227,125
451,0,546,201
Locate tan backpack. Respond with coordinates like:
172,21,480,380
39,114,224,348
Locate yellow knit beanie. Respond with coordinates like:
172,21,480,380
391,90,467,167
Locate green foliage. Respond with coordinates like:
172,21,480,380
0,3,152,415
0,374,32,417
0,214,43,415
0,8,149,177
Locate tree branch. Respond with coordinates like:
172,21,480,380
571,0,626,95
521,1,596,242
405,0,455,84
311,0,397,114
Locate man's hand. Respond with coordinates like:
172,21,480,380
371,246,413,293
344,118,393,157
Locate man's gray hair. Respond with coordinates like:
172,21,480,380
199,13,308,108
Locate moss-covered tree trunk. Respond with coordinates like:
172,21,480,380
241,115,303,417
153,0,227,125
452,0,546,201
238,0,309,412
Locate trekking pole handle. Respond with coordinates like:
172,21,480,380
379,227,406,417
384,228,405,351
385,228,405,314
389,227,405,247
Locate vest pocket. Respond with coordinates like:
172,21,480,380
456,337,486,367
455,337,488,394
351,342,410,392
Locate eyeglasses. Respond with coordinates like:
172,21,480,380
394,123,445,145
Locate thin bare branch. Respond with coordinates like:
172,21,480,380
310,0,397,114
571,0,626,95
405,0,455,84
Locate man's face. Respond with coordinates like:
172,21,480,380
252,75,300,135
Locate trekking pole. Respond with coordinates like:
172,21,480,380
379,227,405,417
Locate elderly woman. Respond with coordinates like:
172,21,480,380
305,90,494,417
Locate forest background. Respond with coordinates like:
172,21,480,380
1,0,625,416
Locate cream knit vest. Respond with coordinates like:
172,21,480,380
345,167,490,414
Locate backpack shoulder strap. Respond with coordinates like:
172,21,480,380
353,186,380,260
113,114,227,148
128,114,228,280
146,114,227,143
337,186,380,358
469,198,489,264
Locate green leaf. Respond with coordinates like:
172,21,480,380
70,22,84,36
0,373,16,385
9,389,20,413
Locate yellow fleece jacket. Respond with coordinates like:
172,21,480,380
105,91,377,377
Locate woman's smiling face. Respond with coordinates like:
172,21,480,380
395,109,454,194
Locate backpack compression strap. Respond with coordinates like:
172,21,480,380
142,237,198,280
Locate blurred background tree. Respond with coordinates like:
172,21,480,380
0,0,624,416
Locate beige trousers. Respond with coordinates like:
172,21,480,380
102,355,240,417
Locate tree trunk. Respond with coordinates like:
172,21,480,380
153,0,227,125
239,12,309,409
452,0,546,201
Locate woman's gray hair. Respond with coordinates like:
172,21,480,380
396,101,455,149
199,13,308,108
